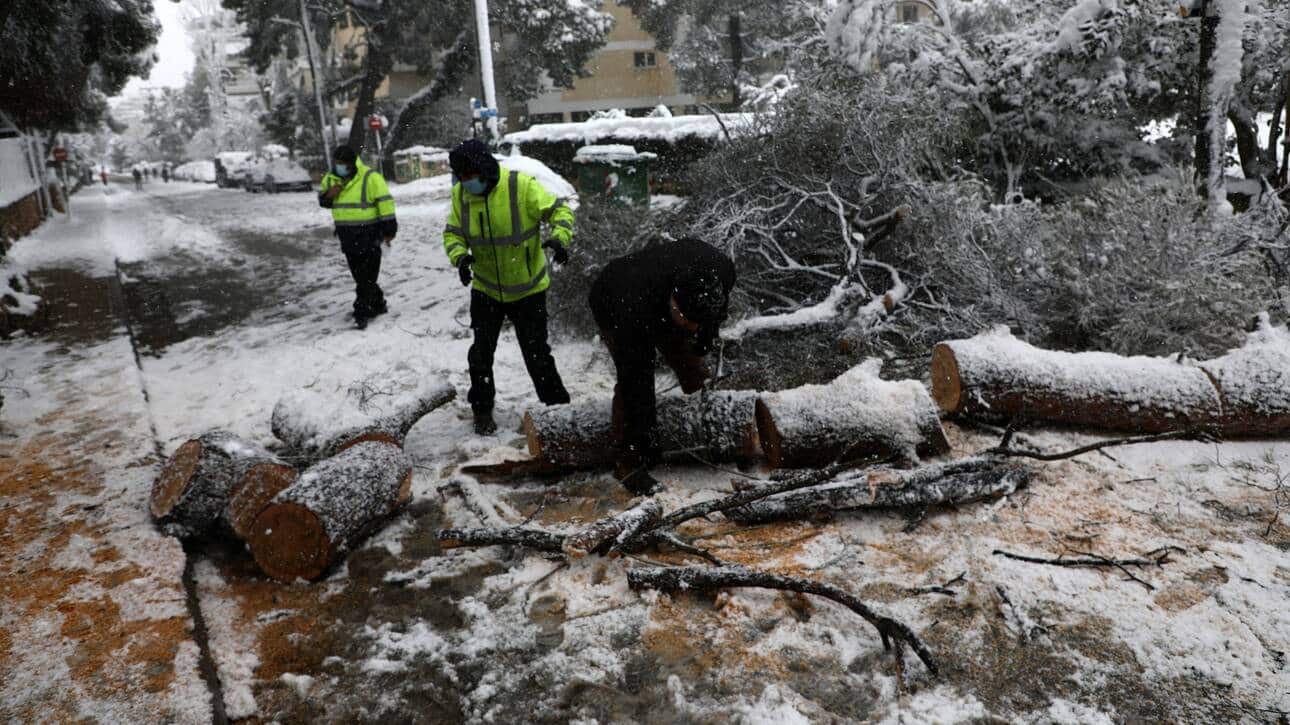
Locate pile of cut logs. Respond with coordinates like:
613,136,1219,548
150,380,455,582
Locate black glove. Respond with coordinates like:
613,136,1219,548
458,255,474,286
543,239,569,265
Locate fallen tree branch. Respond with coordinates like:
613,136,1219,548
627,565,938,676
992,547,1183,591
987,430,1215,462
438,527,564,553
563,498,662,558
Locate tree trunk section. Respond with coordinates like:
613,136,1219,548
930,331,1222,432
1199,338,1290,436
151,431,282,539
225,461,299,540
437,526,565,553
523,391,759,469
271,380,456,464
562,498,663,558
348,42,393,151
248,441,413,582
756,364,950,468
727,458,1029,523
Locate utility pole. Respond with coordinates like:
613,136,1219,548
472,0,500,140
299,0,333,162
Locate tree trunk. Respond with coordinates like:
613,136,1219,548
270,379,456,464
381,30,474,173
151,431,282,539
930,332,1223,432
348,39,394,152
225,461,299,540
726,458,1028,524
562,498,663,558
1229,108,1264,180
756,364,950,469
438,526,565,553
1194,6,1220,197
248,441,413,582
727,12,743,110
523,391,760,469
1198,339,1290,436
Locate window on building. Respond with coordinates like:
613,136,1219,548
899,3,920,23
526,113,564,126
570,110,595,122
633,51,657,69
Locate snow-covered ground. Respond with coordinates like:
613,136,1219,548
2,180,1288,723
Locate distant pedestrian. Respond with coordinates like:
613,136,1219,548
162,166,170,183
443,138,574,435
318,146,397,329
588,239,736,494
100,169,108,186
132,167,142,190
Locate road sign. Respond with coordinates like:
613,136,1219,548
53,146,68,162
368,115,384,130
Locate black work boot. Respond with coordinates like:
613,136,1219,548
354,314,369,330
473,410,497,436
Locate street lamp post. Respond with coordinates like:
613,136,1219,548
472,0,500,140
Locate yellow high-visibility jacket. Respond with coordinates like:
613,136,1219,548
318,158,397,239
443,167,574,302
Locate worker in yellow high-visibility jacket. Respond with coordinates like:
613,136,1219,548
443,139,573,435
318,145,397,329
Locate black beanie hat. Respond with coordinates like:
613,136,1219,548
674,269,725,326
333,145,358,165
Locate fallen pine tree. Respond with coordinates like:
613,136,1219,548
249,440,414,582
271,377,456,464
151,431,288,538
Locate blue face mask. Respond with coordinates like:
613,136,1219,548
334,163,350,177
463,178,488,195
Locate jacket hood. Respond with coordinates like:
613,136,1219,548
449,139,500,194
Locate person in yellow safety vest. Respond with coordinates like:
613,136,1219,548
318,145,397,329
443,139,573,435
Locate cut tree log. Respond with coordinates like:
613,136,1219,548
248,441,413,582
271,377,456,463
151,431,283,539
523,390,759,469
1198,321,1290,436
225,460,299,540
930,328,1223,432
438,526,565,553
756,360,951,468
562,498,663,558
727,458,1029,524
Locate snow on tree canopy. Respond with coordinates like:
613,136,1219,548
502,113,754,147
825,0,886,73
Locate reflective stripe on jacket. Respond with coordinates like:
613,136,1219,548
442,166,575,303
319,158,396,229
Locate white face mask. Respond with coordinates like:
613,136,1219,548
334,163,350,177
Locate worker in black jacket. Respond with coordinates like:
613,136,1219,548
589,238,736,494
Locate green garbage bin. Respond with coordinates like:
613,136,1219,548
573,145,656,206
393,156,421,184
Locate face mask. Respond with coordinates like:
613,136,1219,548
334,163,350,177
463,178,487,195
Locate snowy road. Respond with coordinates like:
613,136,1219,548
3,181,1289,723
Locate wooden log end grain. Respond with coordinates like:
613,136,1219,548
929,343,963,415
249,502,333,582
226,463,299,540
150,439,203,519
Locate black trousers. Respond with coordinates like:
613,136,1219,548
467,290,569,413
341,237,386,316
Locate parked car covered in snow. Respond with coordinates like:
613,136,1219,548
214,151,255,188
241,158,313,193
172,160,217,183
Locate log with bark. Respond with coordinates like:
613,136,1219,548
271,377,456,463
756,361,951,468
523,390,760,469
151,431,284,539
726,458,1030,524
248,441,413,582
562,498,663,558
225,460,299,540
930,328,1223,432
1197,322,1290,436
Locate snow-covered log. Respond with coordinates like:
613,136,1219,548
727,458,1029,523
562,498,663,558
1197,320,1290,436
248,441,413,582
756,360,950,469
437,526,565,553
151,431,282,539
930,328,1223,432
225,460,299,540
523,391,759,468
270,378,456,463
